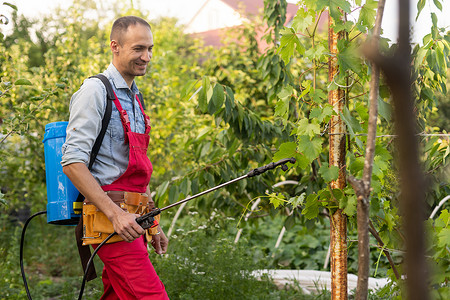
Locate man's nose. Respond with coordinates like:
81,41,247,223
141,51,151,62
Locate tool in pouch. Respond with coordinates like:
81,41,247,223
78,157,296,300
82,191,160,245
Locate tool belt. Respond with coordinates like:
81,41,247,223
82,191,160,245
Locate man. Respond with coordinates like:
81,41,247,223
62,16,169,299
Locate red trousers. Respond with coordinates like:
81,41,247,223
93,236,169,300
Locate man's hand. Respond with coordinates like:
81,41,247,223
63,162,146,243
150,226,168,254
111,210,145,243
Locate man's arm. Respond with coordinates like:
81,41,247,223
63,162,145,242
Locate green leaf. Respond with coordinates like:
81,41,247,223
357,0,378,29
30,96,44,101
155,181,170,200
196,127,211,141
304,44,327,60
296,153,311,169
297,135,323,162
0,190,7,206
275,85,293,120
288,193,305,208
309,104,334,123
268,192,285,209
297,118,321,138
438,228,450,247
337,40,362,75
199,76,213,113
237,105,244,131
341,106,362,133
14,78,32,86
291,8,314,34
198,80,208,113
436,209,449,229
302,194,320,219
334,20,354,32
416,0,426,20
168,184,179,203
180,178,191,197
228,138,240,157
378,96,391,122
433,0,442,11
212,84,225,111
317,0,351,21
284,215,296,230
341,193,357,216
3,2,17,10
181,79,198,101
224,94,233,117
273,142,297,162
298,80,311,99
278,28,301,65
319,162,339,182
310,89,327,104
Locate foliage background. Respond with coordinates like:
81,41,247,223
0,0,449,299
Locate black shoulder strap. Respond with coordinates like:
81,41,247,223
74,74,114,204
88,74,114,170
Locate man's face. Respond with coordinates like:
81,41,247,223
112,23,153,83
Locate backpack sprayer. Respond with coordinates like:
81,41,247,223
20,121,296,299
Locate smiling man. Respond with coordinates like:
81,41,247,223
61,16,169,299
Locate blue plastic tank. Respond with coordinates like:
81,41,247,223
43,121,80,225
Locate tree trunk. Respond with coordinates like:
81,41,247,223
352,1,386,299
391,0,429,298
364,0,430,298
328,13,348,300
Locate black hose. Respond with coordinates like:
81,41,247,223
20,210,47,300
78,232,116,300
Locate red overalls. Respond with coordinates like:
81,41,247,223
92,93,169,300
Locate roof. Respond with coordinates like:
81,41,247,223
221,0,299,20
191,0,327,52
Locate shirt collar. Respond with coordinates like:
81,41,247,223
105,63,139,94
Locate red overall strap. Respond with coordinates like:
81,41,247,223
101,91,153,193
112,91,131,142
134,94,151,134
112,92,151,137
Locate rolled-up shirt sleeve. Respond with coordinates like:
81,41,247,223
61,78,106,167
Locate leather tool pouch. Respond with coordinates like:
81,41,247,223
82,191,160,245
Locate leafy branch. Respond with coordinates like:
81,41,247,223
1,83,61,145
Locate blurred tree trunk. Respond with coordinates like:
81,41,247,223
364,0,430,299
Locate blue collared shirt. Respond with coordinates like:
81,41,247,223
61,63,147,186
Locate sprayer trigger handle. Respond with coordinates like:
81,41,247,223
136,208,161,230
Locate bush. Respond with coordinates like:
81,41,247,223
154,212,321,300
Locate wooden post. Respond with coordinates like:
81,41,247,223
328,13,348,300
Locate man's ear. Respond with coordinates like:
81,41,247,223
110,40,120,54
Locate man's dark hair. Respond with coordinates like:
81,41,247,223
110,16,151,44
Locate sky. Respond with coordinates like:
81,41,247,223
2,0,450,45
